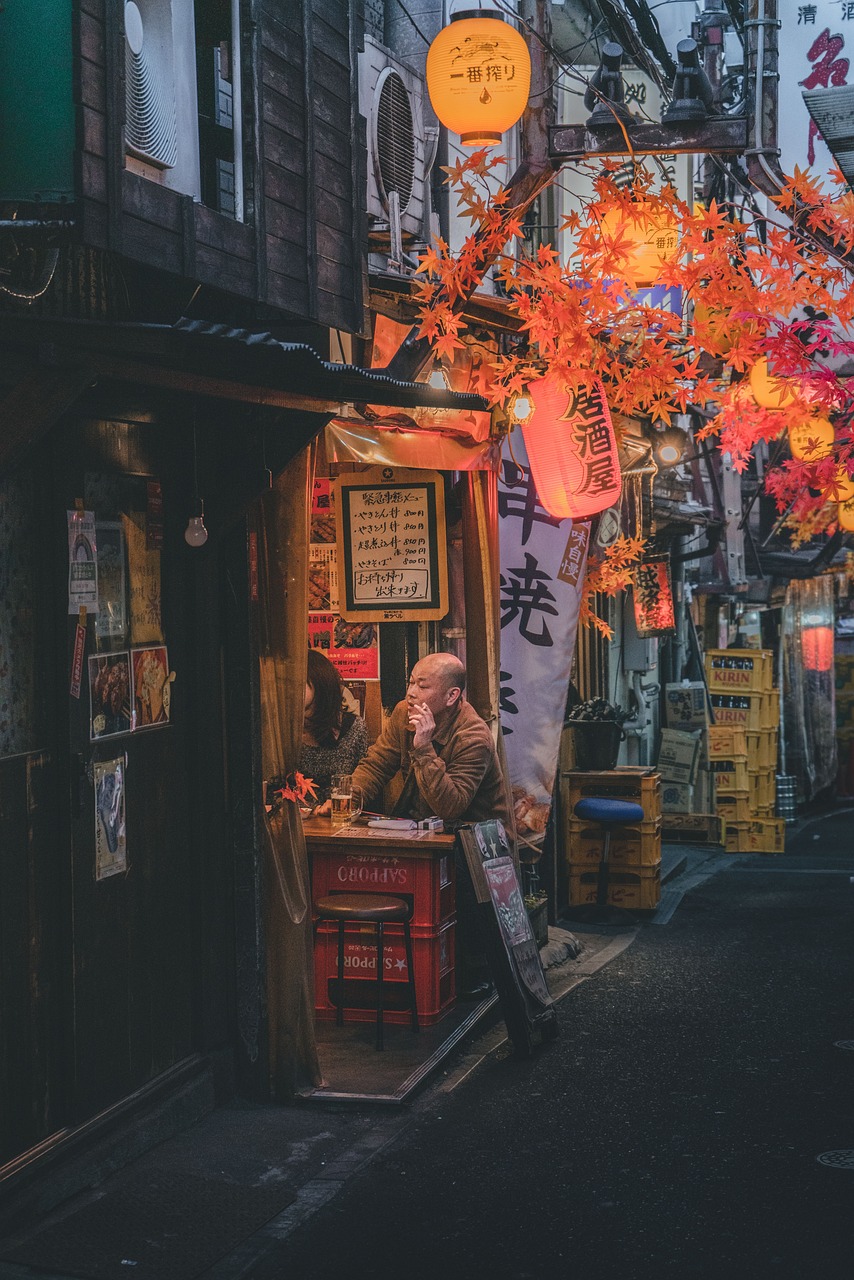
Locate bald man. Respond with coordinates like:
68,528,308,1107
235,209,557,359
351,653,511,827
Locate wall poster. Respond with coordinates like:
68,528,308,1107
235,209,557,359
94,756,127,880
67,509,98,615
333,467,448,623
309,478,380,679
89,652,132,740
131,645,174,728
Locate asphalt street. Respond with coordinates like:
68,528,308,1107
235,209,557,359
248,818,854,1280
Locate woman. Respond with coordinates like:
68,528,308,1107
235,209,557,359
299,648,368,813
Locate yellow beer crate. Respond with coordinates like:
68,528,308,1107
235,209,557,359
562,767,661,818
708,726,748,759
724,821,751,853
744,818,786,854
710,692,764,732
716,792,752,823
566,818,662,867
710,757,749,792
704,649,773,693
568,863,661,911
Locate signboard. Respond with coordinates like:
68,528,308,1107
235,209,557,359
309,479,380,679
334,467,448,623
457,819,557,1056
778,0,850,185
632,555,677,638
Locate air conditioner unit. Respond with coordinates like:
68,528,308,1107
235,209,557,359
359,37,428,245
123,0,200,197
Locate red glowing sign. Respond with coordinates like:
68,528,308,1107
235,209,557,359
633,555,676,637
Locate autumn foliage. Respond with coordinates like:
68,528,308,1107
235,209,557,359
414,151,854,627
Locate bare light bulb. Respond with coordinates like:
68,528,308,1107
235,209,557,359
184,499,208,547
427,360,451,391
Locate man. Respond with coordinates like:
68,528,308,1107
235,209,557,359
351,652,511,827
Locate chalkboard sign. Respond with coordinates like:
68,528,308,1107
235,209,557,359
457,820,558,1056
334,467,448,623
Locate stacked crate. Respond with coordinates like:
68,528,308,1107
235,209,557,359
312,847,456,1026
562,767,662,910
705,649,784,854
658,683,722,843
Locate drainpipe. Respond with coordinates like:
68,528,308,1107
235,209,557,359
744,0,784,197
232,0,245,222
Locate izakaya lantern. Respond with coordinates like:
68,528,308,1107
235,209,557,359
518,372,622,519
787,416,834,461
599,201,680,285
426,12,531,147
834,467,854,501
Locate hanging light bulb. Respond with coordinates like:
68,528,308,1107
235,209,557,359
426,358,451,391
184,497,208,547
185,406,208,547
508,389,534,424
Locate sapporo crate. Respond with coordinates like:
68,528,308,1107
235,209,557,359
314,920,455,1026
311,848,455,931
710,692,764,732
568,864,661,911
562,767,661,817
566,817,662,867
704,649,773,693
708,726,748,759
710,757,750,791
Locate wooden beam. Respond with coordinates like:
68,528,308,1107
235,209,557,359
0,365,96,475
549,117,748,161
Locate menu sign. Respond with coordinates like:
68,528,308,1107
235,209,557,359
334,467,449,623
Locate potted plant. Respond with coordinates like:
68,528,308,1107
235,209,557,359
565,698,628,771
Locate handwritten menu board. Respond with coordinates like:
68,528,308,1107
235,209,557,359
334,468,448,623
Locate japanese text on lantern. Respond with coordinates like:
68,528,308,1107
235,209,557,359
334,469,448,622
565,382,620,498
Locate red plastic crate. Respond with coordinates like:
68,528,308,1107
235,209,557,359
311,847,455,930
314,920,456,1026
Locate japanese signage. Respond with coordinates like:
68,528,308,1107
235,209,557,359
334,467,448,623
779,0,850,181
498,430,588,833
632,555,677,638
519,374,622,520
67,509,98,614
309,479,379,679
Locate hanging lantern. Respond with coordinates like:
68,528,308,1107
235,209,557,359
599,202,680,285
426,12,531,147
518,371,622,519
801,624,834,671
839,495,854,531
748,357,802,410
787,415,834,461
832,467,854,502
632,555,677,637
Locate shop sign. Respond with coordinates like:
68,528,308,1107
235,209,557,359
632,555,677,637
778,0,850,183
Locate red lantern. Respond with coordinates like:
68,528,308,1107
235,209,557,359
801,624,833,671
518,372,622,519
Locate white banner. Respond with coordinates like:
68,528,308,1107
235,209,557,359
498,429,589,836
779,0,851,185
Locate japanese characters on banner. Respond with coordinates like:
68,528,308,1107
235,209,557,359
309,479,380,681
632,556,677,638
779,0,850,183
498,430,589,838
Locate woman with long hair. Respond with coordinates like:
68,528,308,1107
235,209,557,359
300,648,368,813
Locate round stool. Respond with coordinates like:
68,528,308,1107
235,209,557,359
573,798,645,910
313,893,420,1050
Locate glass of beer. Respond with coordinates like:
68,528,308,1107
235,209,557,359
331,775,354,823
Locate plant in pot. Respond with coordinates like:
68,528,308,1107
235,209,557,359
565,698,629,771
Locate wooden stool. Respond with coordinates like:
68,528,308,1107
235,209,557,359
573,797,645,909
313,893,420,1050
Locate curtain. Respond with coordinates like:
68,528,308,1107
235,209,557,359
257,444,323,1097
782,575,837,802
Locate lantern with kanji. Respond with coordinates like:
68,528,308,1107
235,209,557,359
426,12,531,147
632,555,677,637
517,371,622,519
839,494,854,531
787,415,834,461
749,357,799,409
599,201,680,285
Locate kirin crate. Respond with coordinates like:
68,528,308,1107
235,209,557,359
314,920,455,1026
568,863,661,910
311,847,455,931
562,766,661,817
567,817,662,868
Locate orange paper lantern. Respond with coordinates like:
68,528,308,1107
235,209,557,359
426,13,531,147
599,202,680,285
787,416,834,461
518,372,622,519
749,357,800,409
839,495,854,530
833,467,854,501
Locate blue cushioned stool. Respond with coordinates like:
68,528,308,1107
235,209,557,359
573,797,646,910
